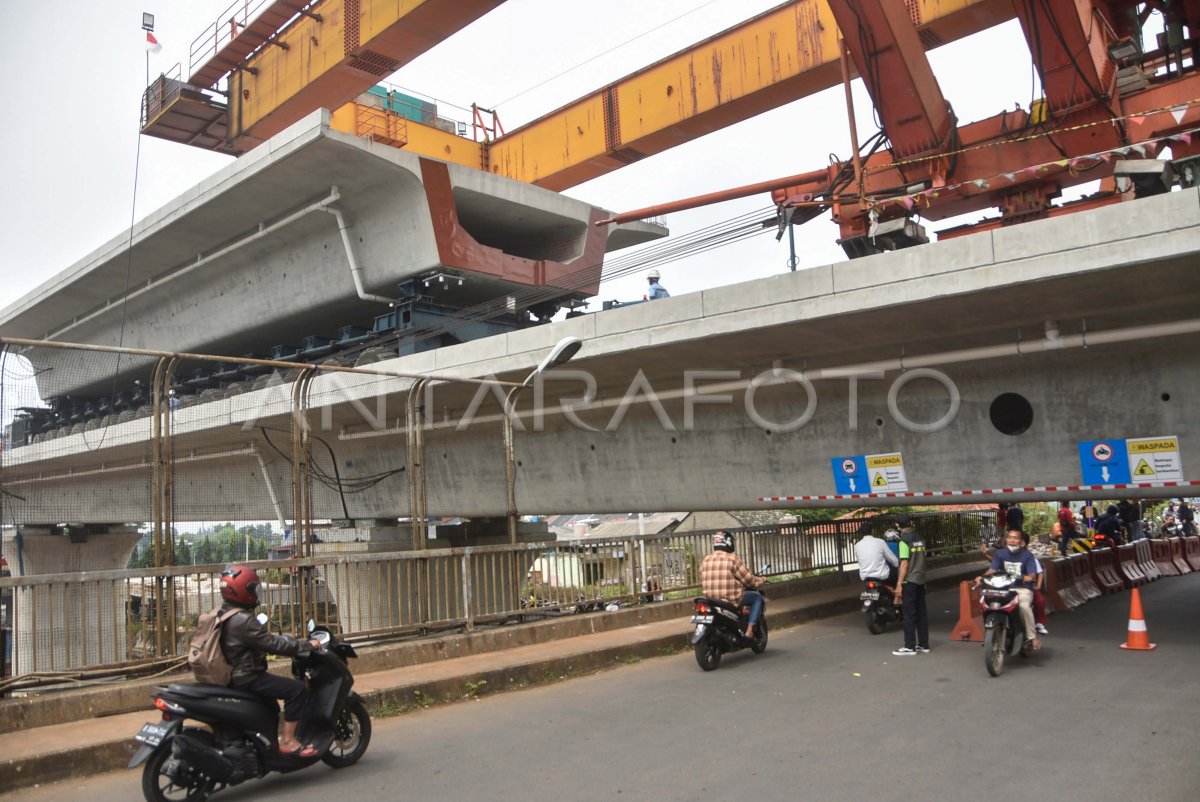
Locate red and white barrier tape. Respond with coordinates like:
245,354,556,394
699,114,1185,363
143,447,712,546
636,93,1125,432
758,480,1200,503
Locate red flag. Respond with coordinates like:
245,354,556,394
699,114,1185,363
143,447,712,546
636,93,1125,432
145,31,162,54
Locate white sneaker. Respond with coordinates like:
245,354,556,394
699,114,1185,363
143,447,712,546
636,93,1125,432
1035,623,1049,635
892,647,917,656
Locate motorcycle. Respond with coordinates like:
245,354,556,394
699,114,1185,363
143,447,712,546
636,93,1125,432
690,564,770,671
860,577,901,634
1160,516,1185,538
978,574,1035,677
129,618,371,802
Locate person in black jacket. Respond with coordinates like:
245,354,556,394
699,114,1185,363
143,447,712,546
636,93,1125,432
1006,503,1025,535
1117,499,1140,540
1095,505,1125,545
218,564,320,757
1179,500,1196,535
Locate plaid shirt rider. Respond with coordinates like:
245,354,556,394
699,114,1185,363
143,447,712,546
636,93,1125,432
700,550,763,607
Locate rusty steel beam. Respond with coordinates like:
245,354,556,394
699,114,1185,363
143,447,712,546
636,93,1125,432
826,0,954,160
772,68,1200,234
1011,0,1119,114
487,0,1015,190
224,0,507,153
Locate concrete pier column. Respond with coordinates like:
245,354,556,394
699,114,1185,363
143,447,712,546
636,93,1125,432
313,523,417,634
312,520,551,634
2,525,142,675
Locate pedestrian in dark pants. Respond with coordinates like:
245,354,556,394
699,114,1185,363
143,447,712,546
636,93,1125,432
1118,499,1139,541
891,515,929,656
1007,503,1024,535
1057,501,1077,556
1179,500,1196,536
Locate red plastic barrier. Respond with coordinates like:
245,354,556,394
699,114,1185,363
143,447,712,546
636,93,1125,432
1070,553,1102,600
1170,537,1193,574
1088,549,1125,594
1044,557,1077,611
950,581,984,641
1153,539,1181,576
1115,544,1147,588
1059,557,1086,609
1186,536,1200,571
1135,539,1161,581
1103,548,1132,589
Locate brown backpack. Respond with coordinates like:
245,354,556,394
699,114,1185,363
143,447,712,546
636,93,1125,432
188,608,242,685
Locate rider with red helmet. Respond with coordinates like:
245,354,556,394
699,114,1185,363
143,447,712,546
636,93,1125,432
218,564,321,757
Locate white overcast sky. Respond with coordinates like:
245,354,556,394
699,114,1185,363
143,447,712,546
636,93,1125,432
0,0,1064,320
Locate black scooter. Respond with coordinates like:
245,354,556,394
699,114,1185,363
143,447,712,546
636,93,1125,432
130,619,371,802
689,566,770,671
860,578,901,634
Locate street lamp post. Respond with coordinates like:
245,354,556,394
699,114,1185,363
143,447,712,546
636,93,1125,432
505,337,582,543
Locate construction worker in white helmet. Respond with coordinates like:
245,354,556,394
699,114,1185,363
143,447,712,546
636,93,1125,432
646,269,670,300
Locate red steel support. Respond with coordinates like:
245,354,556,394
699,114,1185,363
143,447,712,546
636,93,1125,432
1010,0,1118,114
827,0,954,161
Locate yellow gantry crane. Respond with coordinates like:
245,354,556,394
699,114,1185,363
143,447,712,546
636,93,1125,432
142,0,1013,189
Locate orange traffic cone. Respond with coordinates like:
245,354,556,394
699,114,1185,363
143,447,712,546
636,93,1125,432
1119,588,1157,651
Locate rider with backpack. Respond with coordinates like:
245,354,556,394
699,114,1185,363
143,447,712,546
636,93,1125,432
210,565,321,757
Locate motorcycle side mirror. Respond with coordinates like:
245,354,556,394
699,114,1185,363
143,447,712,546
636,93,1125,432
255,612,269,627
307,618,316,635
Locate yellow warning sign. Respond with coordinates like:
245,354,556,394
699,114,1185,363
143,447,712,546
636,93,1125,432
863,452,909,493
1124,435,1184,482
1128,438,1178,454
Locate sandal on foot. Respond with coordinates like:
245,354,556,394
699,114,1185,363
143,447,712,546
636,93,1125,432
297,744,319,759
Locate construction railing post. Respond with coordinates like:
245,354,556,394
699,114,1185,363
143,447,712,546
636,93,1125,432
462,550,474,631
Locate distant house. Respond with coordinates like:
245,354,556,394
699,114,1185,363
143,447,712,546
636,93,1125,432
528,539,628,589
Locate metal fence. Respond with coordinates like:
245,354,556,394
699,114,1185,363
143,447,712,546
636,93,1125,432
0,516,985,687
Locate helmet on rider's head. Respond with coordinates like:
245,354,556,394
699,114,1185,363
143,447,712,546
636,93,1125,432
220,564,260,607
1106,504,1119,515
895,514,912,528
712,531,735,553
647,269,661,281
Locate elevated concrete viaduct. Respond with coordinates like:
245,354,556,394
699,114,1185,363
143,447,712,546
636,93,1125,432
0,110,665,400
3,185,1198,529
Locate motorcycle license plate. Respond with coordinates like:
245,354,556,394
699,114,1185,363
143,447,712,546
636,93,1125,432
982,590,1010,599
691,615,713,624
860,591,880,601
135,722,171,747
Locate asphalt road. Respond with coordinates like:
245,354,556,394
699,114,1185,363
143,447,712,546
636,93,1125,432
10,572,1200,802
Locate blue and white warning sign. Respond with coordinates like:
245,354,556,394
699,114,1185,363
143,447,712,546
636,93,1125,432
831,452,908,494
1078,436,1183,484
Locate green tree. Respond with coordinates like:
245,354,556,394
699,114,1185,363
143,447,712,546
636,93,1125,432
194,538,217,565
